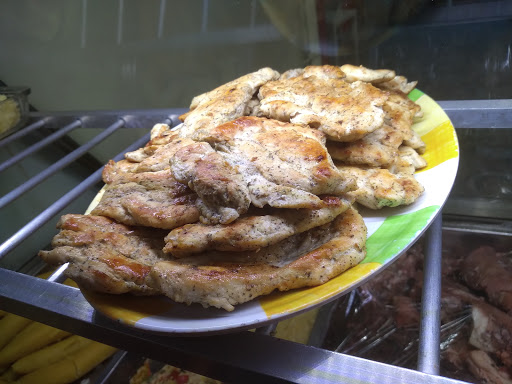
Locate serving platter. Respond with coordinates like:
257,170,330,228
80,90,459,335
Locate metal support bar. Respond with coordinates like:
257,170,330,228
437,99,512,128
0,269,467,384
0,132,150,259
417,214,443,375
0,119,82,173
0,119,125,210
0,118,47,149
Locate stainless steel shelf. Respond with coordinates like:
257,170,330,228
2,103,508,383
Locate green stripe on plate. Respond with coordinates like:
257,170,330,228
363,205,439,264
408,88,424,102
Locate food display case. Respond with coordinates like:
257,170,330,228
1,1,511,383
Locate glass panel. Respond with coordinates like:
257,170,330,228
0,0,510,111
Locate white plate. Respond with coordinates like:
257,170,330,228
81,90,459,335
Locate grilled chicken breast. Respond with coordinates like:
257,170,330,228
179,67,280,139
91,166,200,229
340,64,418,95
39,214,169,295
171,141,251,225
328,91,423,167
340,64,396,84
336,165,424,209
152,207,366,311
164,196,352,257
327,123,404,167
177,116,355,213
258,65,388,142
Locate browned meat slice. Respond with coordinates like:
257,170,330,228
392,146,427,174
466,350,512,384
377,75,418,95
384,93,422,134
327,123,404,167
91,165,200,230
340,64,396,84
403,131,426,155
152,207,366,311
258,65,388,142
328,93,422,167
164,196,352,257
39,214,169,295
340,64,417,95
392,295,420,328
462,246,512,315
170,141,251,225
123,126,197,173
336,165,424,209
469,303,512,366
178,67,280,138
185,116,355,211
91,122,201,229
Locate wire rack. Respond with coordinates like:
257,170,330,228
1,102,510,383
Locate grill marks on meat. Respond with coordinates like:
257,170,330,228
41,208,366,312
91,164,200,229
39,214,169,295
178,67,280,139
152,207,366,311
257,65,388,142
163,196,352,257
91,124,201,229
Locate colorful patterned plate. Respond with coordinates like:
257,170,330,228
81,90,459,335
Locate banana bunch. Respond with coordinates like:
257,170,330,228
0,275,117,384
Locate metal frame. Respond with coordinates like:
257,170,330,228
2,101,510,383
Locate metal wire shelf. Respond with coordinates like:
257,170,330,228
3,101,510,383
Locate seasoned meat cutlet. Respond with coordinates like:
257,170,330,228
91,124,201,229
336,164,424,209
377,75,418,95
39,214,169,295
170,141,251,225
41,208,366,312
173,116,356,217
164,196,352,257
178,67,280,139
340,64,396,84
91,165,200,229
327,123,404,167
123,126,197,173
152,207,366,311
257,65,388,142
328,93,422,167
340,64,418,95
